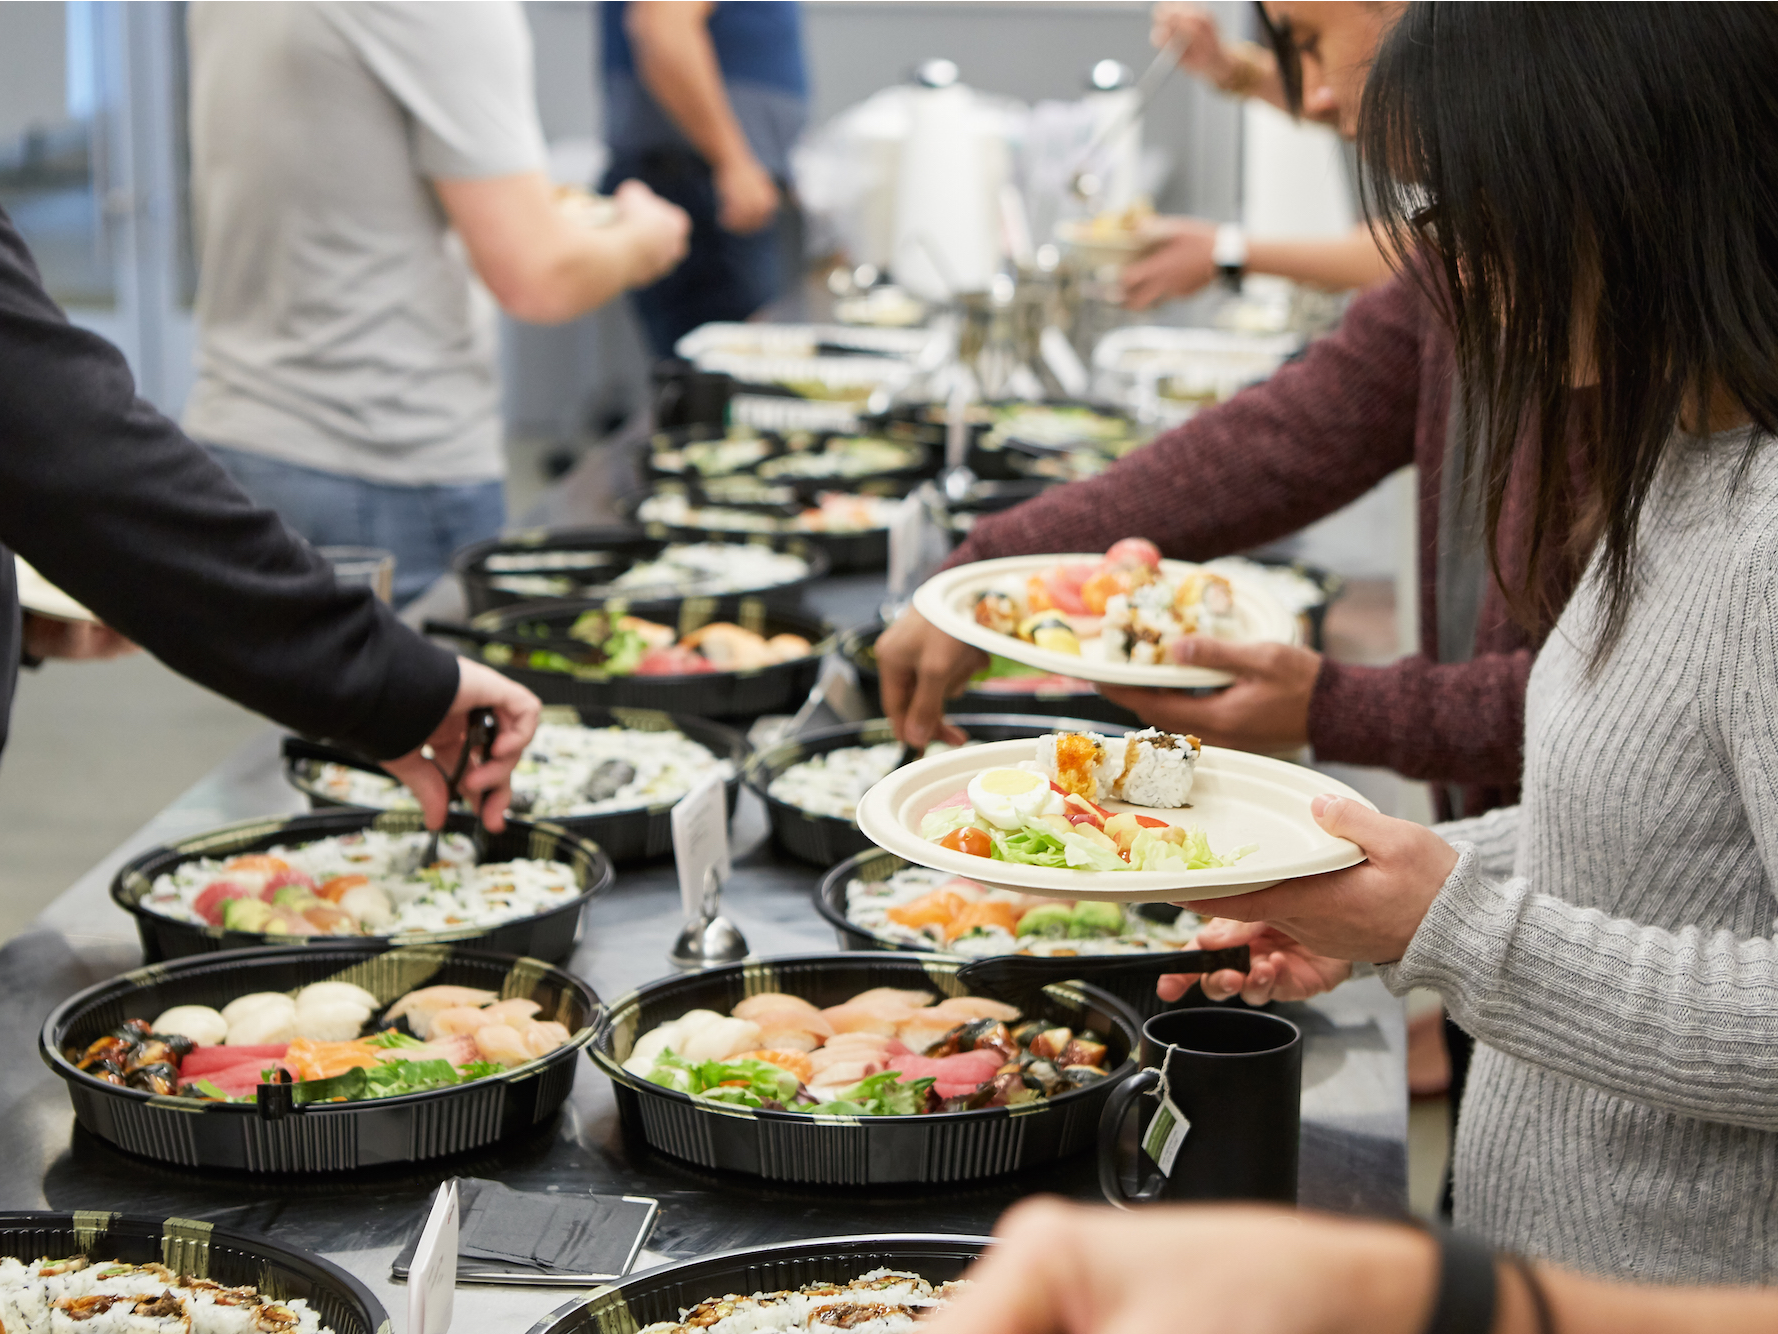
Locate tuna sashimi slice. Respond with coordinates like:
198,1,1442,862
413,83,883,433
182,1044,288,1078
195,1061,293,1098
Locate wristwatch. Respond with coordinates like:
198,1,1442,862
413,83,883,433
1212,222,1247,289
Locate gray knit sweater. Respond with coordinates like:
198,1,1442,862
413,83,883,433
1383,428,1778,1283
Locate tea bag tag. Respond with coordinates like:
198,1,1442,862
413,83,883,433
409,1179,459,1334
1142,1068,1190,1178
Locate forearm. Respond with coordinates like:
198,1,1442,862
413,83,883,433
435,171,657,324
626,3,754,171
1431,805,1519,878
1308,653,1530,786
1247,225,1393,292
1385,848,1778,1128
1531,1267,1778,1334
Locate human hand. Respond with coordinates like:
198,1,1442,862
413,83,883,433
22,613,138,661
1120,217,1219,308
714,155,780,234
876,608,987,749
923,1196,1437,1334
382,658,541,832
1160,917,1353,1005
612,178,691,285
1181,794,1460,963
1097,637,1320,754
1150,4,1234,85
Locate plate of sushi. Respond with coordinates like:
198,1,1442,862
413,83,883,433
854,727,1373,903
912,539,1300,688
588,952,1139,1183
0,1211,387,1334
42,941,599,1171
530,1235,989,1334
112,810,613,962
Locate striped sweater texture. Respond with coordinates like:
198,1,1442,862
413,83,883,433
1383,428,1778,1282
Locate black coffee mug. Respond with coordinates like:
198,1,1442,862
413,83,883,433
1098,1006,1302,1206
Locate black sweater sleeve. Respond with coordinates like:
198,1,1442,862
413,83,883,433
0,209,460,759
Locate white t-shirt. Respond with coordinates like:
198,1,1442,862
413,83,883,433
182,2,548,485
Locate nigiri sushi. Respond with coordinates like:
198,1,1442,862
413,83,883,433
386,985,498,1039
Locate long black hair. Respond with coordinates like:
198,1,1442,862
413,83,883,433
1358,3,1778,664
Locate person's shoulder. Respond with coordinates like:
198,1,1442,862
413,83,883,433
320,0,527,61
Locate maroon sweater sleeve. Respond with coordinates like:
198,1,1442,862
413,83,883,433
944,273,1426,567
1309,651,1530,785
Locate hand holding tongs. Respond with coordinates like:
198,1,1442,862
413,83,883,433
421,707,499,867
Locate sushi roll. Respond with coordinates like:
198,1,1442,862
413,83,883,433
1034,729,1200,808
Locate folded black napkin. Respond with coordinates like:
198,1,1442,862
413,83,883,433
392,1178,658,1285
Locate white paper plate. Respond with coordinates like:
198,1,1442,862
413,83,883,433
15,557,95,623
913,554,1300,689
854,737,1371,903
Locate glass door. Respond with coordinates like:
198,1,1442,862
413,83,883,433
0,1,194,414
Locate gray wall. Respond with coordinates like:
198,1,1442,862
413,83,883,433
504,1,1246,439
0,2,65,142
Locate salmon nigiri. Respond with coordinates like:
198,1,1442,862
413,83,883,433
929,995,1022,1023
847,987,938,1010
733,992,824,1022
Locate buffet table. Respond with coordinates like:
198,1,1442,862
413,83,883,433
0,572,1407,1333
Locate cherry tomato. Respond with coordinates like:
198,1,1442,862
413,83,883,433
939,826,993,857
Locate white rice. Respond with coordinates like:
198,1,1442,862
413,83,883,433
0,1261,332,1334
139,830,580,936
306,723,731,819
636,1270,961,1334
767,741,961,821
1034,729,1198,808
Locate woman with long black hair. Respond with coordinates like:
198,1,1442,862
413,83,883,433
1174,2,1778,1281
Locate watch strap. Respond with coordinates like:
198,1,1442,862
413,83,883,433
1422,1227,1498,1334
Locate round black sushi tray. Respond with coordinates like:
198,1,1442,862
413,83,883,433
41,940,600,1174
586,950,1141,1186
453,526,829,617
110,809,614,963
434,593,837,720
744,713,1111,868
529,1234,993,1334
620,488,892,574
839,621,1141,728
814,850,1242,1021
0,1210,388,1334
282,706,750,865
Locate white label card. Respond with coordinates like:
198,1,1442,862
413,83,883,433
409,1180,459,1334
886,494,927,602
1142,1093,1191,1178
672,774,732,919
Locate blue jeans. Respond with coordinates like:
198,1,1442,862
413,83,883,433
205,445,506,607
603,150,785,358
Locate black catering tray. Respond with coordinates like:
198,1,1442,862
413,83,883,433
0,1210,388,1334
587,951,1140,1186
453,527,829,616
814,849,1234,1021
530,1234,992,1334
41,941,600,1173
436,594,835,721
111,809,614,963
282,706,750,865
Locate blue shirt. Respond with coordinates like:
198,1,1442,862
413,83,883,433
600,2,808,179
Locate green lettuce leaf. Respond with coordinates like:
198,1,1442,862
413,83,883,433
919,803,980,842
809,1071,934,1117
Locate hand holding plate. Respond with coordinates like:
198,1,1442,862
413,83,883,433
1159,917,1352,1006
1180,795,1459,963
1096,636,1320,753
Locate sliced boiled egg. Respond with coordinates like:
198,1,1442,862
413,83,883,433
967,767,1065,830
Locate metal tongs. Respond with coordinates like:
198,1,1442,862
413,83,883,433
421,707,498,867
1068,34,1189,201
